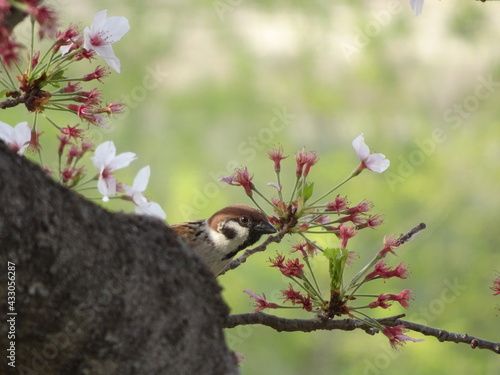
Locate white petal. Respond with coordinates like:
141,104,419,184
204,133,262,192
104,55,121,73
17,144,29,155
0,121,14,141
91,10,108,31
243,289,260,300
92,141,116,170
102,16,130,43
82,27,92,50
91,44,121,72
144,201,167,220
267,182,281,192
122,183,133,196
107,151,137,171
14,122,31,144
352,133,370,161
132,192,148,206
365,153,390,173
92,44,116,59
97,175,116,199
59,44,72,56
82,10,129,73
14,122,31,155
133,166,150,193
134,197,167,220
410,0,424,16
0,122,31,155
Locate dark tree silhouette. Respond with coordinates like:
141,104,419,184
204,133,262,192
0,141,238,374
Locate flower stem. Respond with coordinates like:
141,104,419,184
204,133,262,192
253,187,276,208
298,233,326,253
347,254,383,292
0,60,17,89
27,16,35,77
250,189,276,217
276,170,284,202
309,172,356,206
288,176,301,204
348,309,384,330
303,256,323,301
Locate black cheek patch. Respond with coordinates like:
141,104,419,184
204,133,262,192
222,222,270,261
237,231,262,252
221,226,237,240
222,230,264,261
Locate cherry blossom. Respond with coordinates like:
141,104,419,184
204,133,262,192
338,224,357,249
270,254,305,278
220,167,255,197
326,195,349,213
0,121,31,155
295,149,319,177
83,10,130,73
365,261,409,281
243,290,279,312
123,166,166,220
91,141,136,201
369,290,413,309
281,284,313,311
352,133,390,173
267,145,288,172
382,325,423,348
378,234,401,257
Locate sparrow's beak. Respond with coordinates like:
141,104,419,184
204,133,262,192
255,220,277,235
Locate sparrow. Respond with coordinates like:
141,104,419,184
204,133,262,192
170,205,277,276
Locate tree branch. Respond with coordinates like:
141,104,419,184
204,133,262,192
0,96,24,110
393,319,500,353
226,312,500,354
396,222,426,245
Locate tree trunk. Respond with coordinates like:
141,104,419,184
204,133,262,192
0,141,238,374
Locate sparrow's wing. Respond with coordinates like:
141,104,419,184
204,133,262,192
170,221,205,248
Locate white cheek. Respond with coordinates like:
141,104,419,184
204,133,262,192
210,221,249,253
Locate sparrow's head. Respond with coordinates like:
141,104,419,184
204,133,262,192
208,204,277,260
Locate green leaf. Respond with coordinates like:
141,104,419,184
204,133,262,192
323,247,349,292
299,182,314,203
48,81,61,89
45,68,66,86
323,247,337,260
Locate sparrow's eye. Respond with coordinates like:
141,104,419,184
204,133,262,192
238,216,250,227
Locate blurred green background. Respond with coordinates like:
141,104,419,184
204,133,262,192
4,0,500,373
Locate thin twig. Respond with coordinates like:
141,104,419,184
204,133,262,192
219,224,289,276
0,96,24,109
221,222,427,276
397,222,426,245
225,312,500,354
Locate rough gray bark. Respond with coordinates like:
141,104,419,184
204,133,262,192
0,141,238,375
